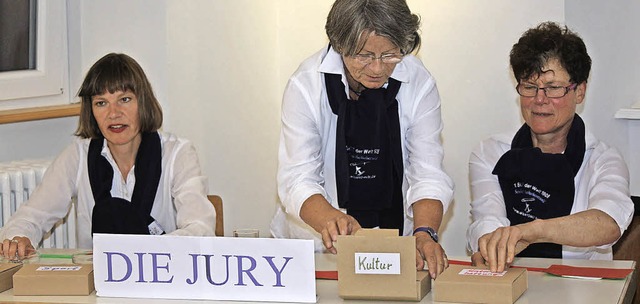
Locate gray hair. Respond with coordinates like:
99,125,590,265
325,0,421,56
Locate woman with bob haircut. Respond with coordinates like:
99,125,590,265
0,53,215,259
271,0,453,278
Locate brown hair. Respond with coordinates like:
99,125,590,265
510,22,591,84
75,53,163,139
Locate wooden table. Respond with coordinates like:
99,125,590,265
0,250,635,303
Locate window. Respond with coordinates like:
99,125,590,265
0,0,36,72
0,0,67,107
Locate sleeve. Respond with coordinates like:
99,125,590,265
466,138,511,253
277,76,327,220
0,142,79,246
404,77,454,215
586,146,634,249
167,140,216,237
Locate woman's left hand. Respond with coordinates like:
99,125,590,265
415,233,448,279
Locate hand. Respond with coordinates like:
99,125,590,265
1,236,36,260
299,194,362,254
477,226,530,272
319,213,361,254
415,233,448,279
470,251,486,267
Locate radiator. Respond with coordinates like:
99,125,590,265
0,159,77,249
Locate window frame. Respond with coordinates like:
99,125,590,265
0,0,68,108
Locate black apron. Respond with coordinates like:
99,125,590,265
325,72,404,234
88,131,163,235
493,114,585,258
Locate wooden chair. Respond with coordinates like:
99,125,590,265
207,195,224,237
613,196,640,304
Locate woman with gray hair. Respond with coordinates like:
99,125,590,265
271,0,453,278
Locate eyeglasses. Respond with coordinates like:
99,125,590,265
516,83,578,98
351,53,404,65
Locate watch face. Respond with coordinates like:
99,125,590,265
414,227,438,243
426,227,438,242
430,230,439,242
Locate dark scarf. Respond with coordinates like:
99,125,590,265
325,72,404,233
492,114,585,258
88,131,163,235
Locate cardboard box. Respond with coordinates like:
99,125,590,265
13,264,94,295
0,263,22,293
337,229,431,301
434,264,528,304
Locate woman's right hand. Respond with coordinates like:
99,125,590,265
318,212,361,254
300,194,362,254
1,236,36,260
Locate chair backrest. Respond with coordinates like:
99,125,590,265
207,195,224,237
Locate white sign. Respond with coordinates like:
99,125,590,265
36,266,82,271
354,252,401,274
458,268,507,277
93,234,316,303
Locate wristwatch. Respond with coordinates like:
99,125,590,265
413,226,439,243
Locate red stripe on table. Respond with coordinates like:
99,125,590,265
315,260,633,280
315,270,338,280
545,264,633,279
448,259,633,279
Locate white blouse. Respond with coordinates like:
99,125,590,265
272,46,454,251
0,132,216,248
467,129,634,260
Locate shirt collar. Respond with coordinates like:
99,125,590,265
100,138,113,159
99,139,135,179
318,45,410,83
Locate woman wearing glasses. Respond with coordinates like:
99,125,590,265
271,0,453,279
467,22,634,272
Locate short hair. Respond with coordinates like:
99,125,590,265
75,53,163,139
510,21,591,84
325,0,421,56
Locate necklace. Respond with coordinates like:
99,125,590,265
344,66,364,97
349,86,364,96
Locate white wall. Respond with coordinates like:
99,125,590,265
0,1,634,257
0,117,76,161
166,1,281,240
565,0,640,194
